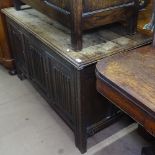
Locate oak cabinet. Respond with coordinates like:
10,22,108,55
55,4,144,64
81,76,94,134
6,17,120,154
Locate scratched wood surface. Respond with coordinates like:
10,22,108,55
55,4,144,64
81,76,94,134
2,6,152,69
96,45,155,115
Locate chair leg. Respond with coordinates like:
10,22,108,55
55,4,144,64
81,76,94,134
127,12,138,34
71,29,82,51
127,1,139,34
13,0,23,10
70,0,83,51
141,146,155,155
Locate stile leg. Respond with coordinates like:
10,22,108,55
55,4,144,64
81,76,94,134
138,125,155,155
75,131,87,154
74,70,87,154
127,0,139,34
70,0,83,51
141,147,155,155
71,26,82,51
74,89,87,154
13,0,23,10
9,69,17,75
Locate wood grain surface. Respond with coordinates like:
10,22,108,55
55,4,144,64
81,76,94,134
96,46,155,114
96,45,155,137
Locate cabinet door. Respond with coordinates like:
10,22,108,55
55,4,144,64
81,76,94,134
7,23,27,76
26,41,48,97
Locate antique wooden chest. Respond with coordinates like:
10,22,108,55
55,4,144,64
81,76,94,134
13,0,139,51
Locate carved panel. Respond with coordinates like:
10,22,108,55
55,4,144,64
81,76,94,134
7,23,27,75
6,17,122,153
26,39,48,96
46,53,74,124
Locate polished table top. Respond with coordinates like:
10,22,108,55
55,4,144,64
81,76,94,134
96,45,155,136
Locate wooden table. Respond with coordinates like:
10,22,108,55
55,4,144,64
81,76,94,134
96,45,155,155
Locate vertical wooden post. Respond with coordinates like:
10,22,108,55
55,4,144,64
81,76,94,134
74,70,87,154
13,0,23,10
127,0,139,34
70,0,83,51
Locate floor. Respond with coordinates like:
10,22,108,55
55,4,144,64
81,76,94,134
0,65,151,155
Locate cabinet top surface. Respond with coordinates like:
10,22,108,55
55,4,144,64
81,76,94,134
96,46,155,115
2,6,152,69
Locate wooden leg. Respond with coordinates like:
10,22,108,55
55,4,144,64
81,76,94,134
13,0,23,10
74,69,87,153
138,125,155,142
127,12,138,34
9,69,17,75
141,146,155,155
15,67,26,80
17,72,26,80
138,125,155,155
75,131,87,154
127,1,139,34
70,0,83,51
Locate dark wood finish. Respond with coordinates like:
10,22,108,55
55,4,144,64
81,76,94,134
12,0,139,51
6,17,120,154
96,45,155,154
70,0,82,51
0,0,14,70
138,125,155,142
12,0,24,10
142,146,155,155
